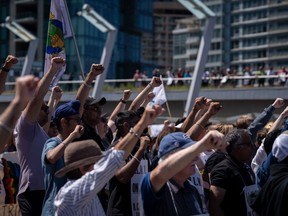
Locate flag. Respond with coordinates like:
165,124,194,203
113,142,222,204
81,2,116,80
151,76,167,105
44,0,73,88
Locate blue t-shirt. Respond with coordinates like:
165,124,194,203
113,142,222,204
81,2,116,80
41,137,67,216
141,172,205,216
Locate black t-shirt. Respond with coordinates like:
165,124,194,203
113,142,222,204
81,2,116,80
76,123,105,151
210,156,254,216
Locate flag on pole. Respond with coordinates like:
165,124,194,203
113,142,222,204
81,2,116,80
151,76,167,105
44,0,73,88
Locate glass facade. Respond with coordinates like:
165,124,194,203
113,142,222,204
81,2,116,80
0,0,154,80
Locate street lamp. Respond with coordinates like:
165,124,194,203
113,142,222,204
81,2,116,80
77,4,117,99
177,0,216,117
1,16,39,76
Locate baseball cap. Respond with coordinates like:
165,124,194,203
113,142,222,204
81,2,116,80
53,100,80,124
84,97,106,107
272,131,288,162
158,132,196,159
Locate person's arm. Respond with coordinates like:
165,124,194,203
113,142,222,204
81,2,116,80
129,76,161,111
46,125,84,164
180,96,206,132
0,55,18,94
268,106,288,133
108,89,132,132
209,185,226,216
0,75,39,153
75,64,104,116
248,98,284,144
149,130,226,193
193,98,213,123
187,102,222,141
43,86,63,133
114,105,163,159
115,136,149,183
140,92,155,108
23,57,65,123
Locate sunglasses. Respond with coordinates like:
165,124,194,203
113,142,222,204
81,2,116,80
87,106,102,112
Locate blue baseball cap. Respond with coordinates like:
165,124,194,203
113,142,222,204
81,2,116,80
53,100,80,124
158,132,196,159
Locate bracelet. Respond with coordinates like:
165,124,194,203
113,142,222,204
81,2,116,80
0,121,13,133
196,123,205,130
120,99,127,104
1,66,10,73
83,82,92,88
148,83,153,90
130,154,141,163
129,127,141,139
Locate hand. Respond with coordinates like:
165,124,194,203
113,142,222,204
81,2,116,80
207,102,222,116
141,104,164,126
3,55,18,69
71,125,84,139
272,98,284,109
122,89,132,101
140,136,150,150
163,119,171,128
51,57,66,70
202,130,227,150
150,76,162,88
51,86,63,103
147,92,155,101
89,64,104,78
14,75,39,109
194,96,207,110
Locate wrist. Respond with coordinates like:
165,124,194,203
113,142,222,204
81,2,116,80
120,98,127,104
148,83,153,90
1,66,10,72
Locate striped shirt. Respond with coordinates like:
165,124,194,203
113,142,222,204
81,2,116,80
54,149,125,216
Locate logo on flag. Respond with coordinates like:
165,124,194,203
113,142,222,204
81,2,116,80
44,0,73,88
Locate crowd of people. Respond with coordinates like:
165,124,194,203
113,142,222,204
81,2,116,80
133,66,288,89
0,54,288,216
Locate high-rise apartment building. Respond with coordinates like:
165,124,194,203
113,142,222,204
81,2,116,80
151,0,191,71
173,0,288,73
0,0,154,80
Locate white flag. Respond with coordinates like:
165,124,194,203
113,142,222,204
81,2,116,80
44,0,73,88
151,77,167,105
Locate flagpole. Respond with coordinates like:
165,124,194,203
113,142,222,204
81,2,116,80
165,100,173,122
63,0,85,80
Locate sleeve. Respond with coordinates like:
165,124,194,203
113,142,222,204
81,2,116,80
248,105,275,144
54,149,125,210
210,163,232,190
140,172,163,215
41,138,58,165
251,143,267,174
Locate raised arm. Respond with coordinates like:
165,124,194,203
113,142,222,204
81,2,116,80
115,136,150,183
150,130,226,193
43,86,63,133
23,57,66,123
0,75,38,153
0,55,18,94
180,96,206,132
187,102,222,141
108,89,132,133
268,105,288,133
129,76,161,111
75,64,104,116
114,105,163,159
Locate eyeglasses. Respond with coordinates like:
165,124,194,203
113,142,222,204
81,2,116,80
41,105,49,113
66,116,82,124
